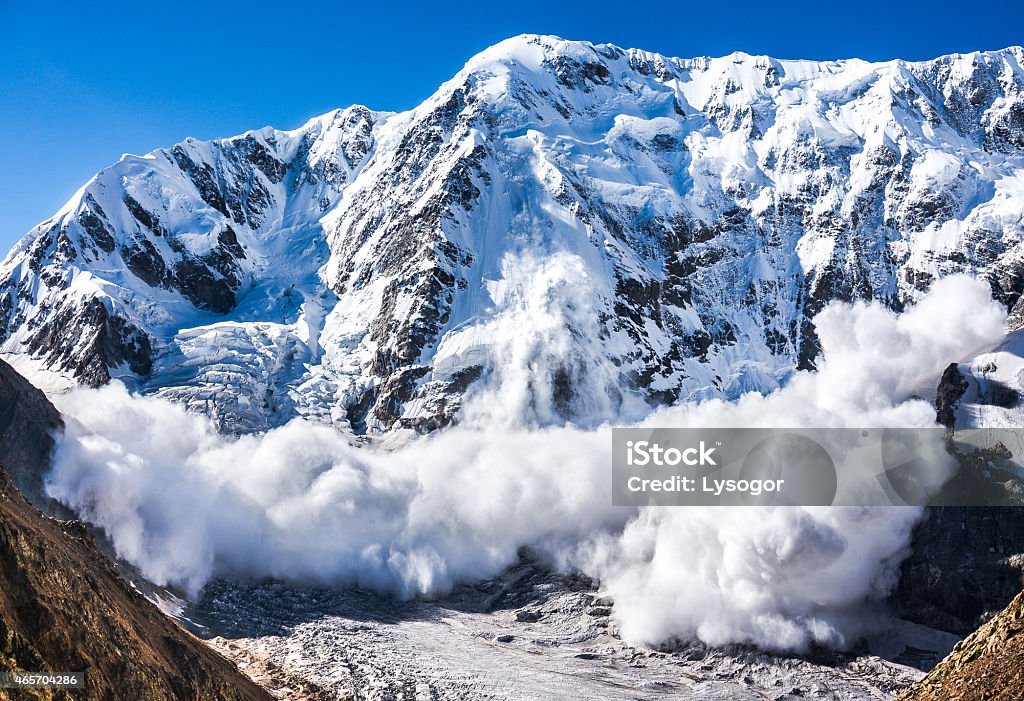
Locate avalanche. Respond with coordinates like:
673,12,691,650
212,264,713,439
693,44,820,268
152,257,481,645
5,32,1024,656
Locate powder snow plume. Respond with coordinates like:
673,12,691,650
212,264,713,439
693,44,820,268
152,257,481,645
46,255,1005,652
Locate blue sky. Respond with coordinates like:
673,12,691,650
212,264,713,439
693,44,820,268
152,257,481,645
1,0,1021,252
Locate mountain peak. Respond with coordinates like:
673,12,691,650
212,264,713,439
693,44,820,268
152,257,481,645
465,33,598,66
3,37,1024,433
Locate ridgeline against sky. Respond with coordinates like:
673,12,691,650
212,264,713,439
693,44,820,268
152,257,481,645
1,0,1022,250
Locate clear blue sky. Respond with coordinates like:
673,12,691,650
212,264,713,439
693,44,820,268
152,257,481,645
1,0,1021,253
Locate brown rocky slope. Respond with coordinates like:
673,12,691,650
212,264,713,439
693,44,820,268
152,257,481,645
897,589,1024,701
0,462,271,701
0,356,269,700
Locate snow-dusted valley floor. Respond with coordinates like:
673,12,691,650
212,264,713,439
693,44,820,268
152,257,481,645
183,557,951,701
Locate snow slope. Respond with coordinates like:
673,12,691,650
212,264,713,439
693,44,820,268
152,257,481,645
3,35,1024,432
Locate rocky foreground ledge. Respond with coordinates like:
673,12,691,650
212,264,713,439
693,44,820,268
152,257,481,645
898,589,1024,701
0,463,270,701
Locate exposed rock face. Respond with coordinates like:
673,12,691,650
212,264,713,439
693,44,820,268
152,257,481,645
935,363,969,428
896,330,1024,636
0,358,62,510
894,507,1024,635
0,464,271,701
896,589,1024,701
3,36,1024,432
23,297,153,387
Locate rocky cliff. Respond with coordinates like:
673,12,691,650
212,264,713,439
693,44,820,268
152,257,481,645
0,358,62,511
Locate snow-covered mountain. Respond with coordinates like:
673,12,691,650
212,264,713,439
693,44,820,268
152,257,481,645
4,35,1024,433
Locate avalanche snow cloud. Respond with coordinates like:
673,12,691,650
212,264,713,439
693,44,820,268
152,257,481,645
46,270,1005,652
9,31,1024,653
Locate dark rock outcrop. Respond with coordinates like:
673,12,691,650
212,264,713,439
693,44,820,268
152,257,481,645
893,364,1024,636
935,363,969,428
25,298,152,386
894,507,1024,635
0,358,62,511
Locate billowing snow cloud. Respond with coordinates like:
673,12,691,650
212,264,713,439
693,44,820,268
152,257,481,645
46,255,1005,652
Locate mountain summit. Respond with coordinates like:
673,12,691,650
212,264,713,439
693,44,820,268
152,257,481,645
3,35,1024,432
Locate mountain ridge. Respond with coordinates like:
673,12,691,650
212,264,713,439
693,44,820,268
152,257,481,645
4,35,1024,433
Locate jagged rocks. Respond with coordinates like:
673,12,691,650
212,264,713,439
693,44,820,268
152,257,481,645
935,363,970,428
25,298,152,386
